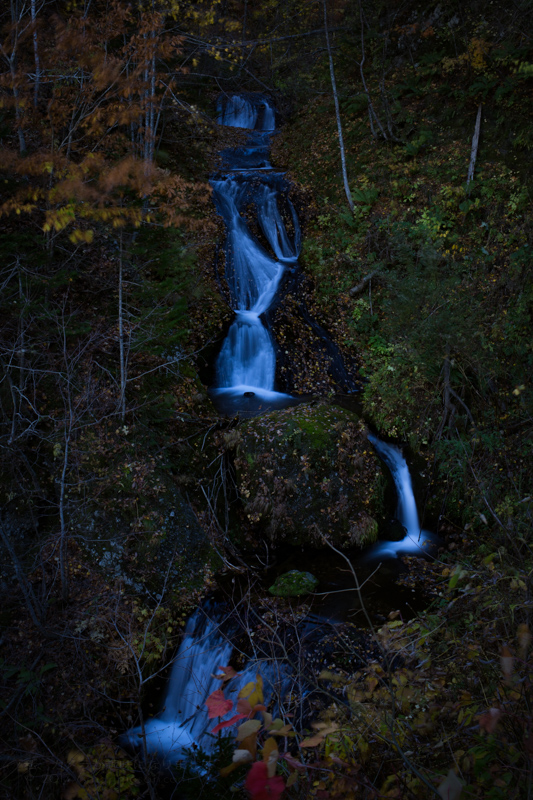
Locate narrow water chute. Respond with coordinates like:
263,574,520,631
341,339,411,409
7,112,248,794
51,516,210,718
366,434,436,558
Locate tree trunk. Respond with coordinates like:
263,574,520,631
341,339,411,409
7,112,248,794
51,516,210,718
10,59,27,153
349,269,382,296
323,0,353,212
358,1,387,141
0,520,43,628
118,233,126,421
242,0,247,47
6,0,27,153
467,103,482,190
58,432,70,601
31,0,41,106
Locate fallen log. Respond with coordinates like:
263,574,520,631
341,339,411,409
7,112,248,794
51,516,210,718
349,269,382,296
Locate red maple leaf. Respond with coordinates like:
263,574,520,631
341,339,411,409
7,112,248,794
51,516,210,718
205,689,233,719
245,762,285,800
211,713,247,734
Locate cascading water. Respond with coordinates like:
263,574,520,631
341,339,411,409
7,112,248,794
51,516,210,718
209,94,299,416
123,609,290,764
123,612,232,762
217,94,276,131
122,94,440,770
123,93,300,767
365,434,436,559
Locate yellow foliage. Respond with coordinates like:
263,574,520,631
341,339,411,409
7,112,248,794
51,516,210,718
69,228,94,244
238,673,264,707
468,37,491,72
63,745,138,800
442,38,490,73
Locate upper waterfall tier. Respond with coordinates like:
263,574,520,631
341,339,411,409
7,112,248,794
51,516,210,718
210,94,297,416
211,177,284,313
211,173,300,312
217,94,276,130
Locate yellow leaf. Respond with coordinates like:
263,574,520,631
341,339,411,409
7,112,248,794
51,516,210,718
62,783,82,800
238,673,264,707
286,771,298,788
238,732,258,760
262,737,279,778
238,681,255,699
219,762,240,778
236,720,261,742
262,711,273,729
318,670,345,684
300,724,338,748
262,737,278,762
67,750,85,770
300,733,326,748
269,724,293,736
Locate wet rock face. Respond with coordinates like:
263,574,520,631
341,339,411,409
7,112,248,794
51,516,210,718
234,401,381,549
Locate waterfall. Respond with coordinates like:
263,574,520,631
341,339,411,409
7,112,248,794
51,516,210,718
210,94,297,416
366,434,436,558
217,94,275,131
123,609,290,764
210,177,286,313
216,312,276,392
255,182,300,263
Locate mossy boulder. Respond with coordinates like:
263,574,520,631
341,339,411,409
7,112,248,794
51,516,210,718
269,570,318,597
233,401,381,549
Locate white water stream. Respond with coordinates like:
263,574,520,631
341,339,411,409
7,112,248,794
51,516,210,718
210,94,298,415
123,434,435,763
365,434,436,559
123,95,437,766
124,609,289,764
123,94,299,765
124,613,232,762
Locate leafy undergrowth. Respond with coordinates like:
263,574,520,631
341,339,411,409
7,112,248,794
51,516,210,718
158,550,533,800
0,536,212,798
1,1,532,797
263,4,533,796
272,2,533,451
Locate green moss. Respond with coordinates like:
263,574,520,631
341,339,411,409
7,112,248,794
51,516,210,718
269,570,318,597
294,414,332,450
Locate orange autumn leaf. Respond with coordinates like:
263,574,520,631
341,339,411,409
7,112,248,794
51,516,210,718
213,665,241,684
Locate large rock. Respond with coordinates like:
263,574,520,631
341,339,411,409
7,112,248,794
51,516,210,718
233,401,381,549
